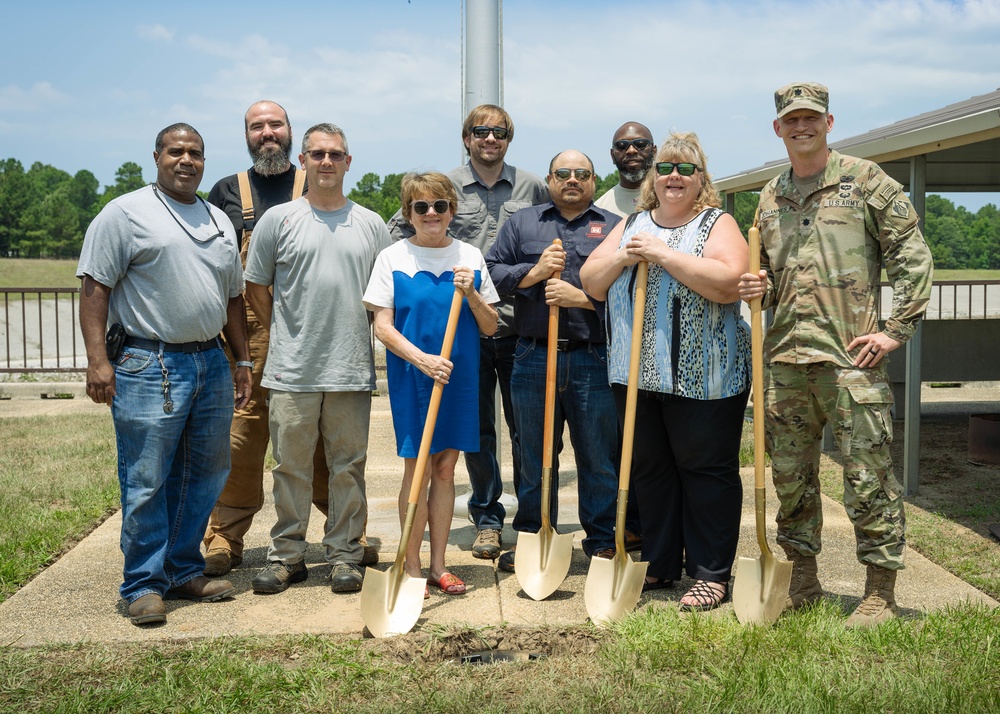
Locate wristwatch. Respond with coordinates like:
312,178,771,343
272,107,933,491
236,360,254,369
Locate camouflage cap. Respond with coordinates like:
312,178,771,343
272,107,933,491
774,82,829,118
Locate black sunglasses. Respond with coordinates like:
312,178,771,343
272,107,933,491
470,125,509,140
305,150,347,162
655,162,699,176
412,199,451,215
613,138,653,152
552,168,593,181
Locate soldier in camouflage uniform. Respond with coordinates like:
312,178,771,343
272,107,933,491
738,82,933,628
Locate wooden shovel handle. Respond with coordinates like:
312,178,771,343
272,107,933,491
616,261,648,551
406,287,464,506
748,225,766,492
541,238,562,470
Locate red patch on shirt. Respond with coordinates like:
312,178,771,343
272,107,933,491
587,222,607,239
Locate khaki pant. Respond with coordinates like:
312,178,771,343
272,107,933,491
202,314,331,558
267,390,371,564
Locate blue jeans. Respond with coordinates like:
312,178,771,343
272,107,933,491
111,345,233,603
465,334,520,530
510,338,618,556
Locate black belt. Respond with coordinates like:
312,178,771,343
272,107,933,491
531,338,593,352
124,336,222,353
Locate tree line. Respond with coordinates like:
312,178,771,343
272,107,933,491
1,160,997,269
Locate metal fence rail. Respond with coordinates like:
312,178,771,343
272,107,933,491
2,281,999,375
879,279,1000,320
1,288,84,373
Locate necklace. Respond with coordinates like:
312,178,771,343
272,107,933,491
152,184,224,243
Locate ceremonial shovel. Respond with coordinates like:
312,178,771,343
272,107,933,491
732,221,792,625
584,260,650,625
514,239,574,600
361,287,464,637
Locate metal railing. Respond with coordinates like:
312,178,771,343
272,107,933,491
879,279,1000,320
2,281,998,375
1,288,84,373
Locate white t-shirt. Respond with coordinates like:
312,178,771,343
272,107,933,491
595,184,642,219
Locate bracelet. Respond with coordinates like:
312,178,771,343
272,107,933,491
236,360,254,369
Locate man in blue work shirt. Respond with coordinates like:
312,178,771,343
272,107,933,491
486,149,621,572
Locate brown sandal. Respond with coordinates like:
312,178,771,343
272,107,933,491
679,580,729,612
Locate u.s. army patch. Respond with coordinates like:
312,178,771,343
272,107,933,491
892,200,909,218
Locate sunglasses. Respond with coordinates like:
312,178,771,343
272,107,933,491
613,138,653,152
411,199,451,215
552,168,593,181
305,150,347,162
655,162,699,176
470,125,510,140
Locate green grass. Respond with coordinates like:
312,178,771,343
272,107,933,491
0,413,118,602
0,605,997,712
0,258,80,288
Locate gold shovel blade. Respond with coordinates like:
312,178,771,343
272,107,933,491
514,528,575,601
584,552,649,626
360,566,428,638
732,553,792,625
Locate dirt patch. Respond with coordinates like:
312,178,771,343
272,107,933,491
893,414,1000,540
357,624,602,664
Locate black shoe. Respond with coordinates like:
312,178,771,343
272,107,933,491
330,562,365,593
498,549,516,573
252,560,308,594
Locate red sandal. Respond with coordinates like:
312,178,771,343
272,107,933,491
432,572,466,595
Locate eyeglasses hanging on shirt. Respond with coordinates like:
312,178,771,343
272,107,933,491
151,184,225,243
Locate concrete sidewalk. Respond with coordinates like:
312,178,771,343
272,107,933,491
0,386,997,646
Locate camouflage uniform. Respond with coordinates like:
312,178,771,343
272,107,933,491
757,149,933,569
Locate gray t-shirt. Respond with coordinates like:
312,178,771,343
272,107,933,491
77,185,243,343
245,197,391,392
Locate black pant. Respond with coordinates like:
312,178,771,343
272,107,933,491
614,386,749,583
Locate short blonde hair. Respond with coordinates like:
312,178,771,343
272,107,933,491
400,172,459,221
637,132,721,214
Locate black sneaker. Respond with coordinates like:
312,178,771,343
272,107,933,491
251,560,308,594
498,548,516,573
330,562,365,593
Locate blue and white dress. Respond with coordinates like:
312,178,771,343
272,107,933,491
606,208,750,400
364,239,499,457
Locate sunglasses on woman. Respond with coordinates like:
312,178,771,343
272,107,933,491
411,199,451,215
655,162,700,176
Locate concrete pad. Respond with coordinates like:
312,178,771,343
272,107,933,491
0,390,996,647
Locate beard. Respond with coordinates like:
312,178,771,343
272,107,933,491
619,155,654,185
248,135,292,176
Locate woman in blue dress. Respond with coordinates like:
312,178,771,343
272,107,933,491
363,172,499,595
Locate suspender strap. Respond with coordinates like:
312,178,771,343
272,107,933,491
237,171,255,231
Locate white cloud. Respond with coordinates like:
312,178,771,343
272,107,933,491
0,81,66,113
137,24,173,42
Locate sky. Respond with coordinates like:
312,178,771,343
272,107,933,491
1,0,998,210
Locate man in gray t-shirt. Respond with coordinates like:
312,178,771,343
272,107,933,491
245,123,391,596
77,123,251,626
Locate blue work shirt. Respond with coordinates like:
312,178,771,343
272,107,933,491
485,202,620,342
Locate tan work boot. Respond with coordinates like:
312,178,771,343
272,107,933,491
846,565,898,629
782,547,824,611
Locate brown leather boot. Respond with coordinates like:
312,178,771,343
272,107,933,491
128,593,166,626
846,565,898,629
782,547,824,611
359,532,379,566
